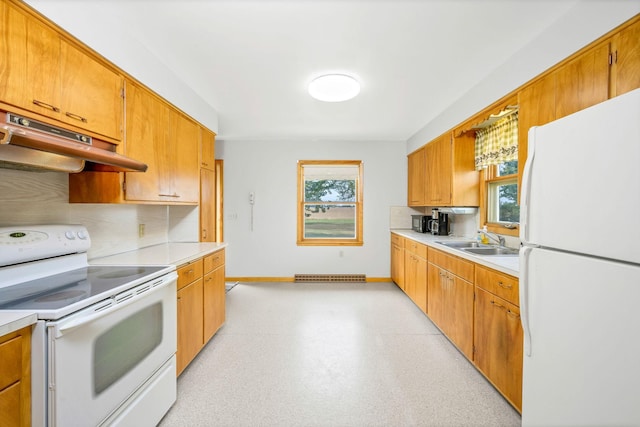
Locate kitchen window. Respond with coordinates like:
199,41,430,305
475,109,520,236
297,160,363,246
485,160,520,225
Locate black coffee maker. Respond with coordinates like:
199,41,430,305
430,208,450,236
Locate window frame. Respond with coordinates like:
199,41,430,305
479,165,519,237
296,160,364,246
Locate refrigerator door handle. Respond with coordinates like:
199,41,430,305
520,128,537,243
520,246,533,357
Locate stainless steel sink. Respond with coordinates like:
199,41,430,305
462,247,519,256
435,241,482,249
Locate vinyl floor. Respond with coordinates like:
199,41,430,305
158,281,521,427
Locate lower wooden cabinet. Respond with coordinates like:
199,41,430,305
390,234,405,290
404,240,427,313
203,250,226,342
390,233,522,412
176,249,226,376
474,267,523,412
0,326,31,427
177,277,204,375
427,248,474,359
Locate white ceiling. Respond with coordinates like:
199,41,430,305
32,0,589,142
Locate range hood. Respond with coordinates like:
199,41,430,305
0,113,147,173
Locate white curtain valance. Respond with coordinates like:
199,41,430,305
474,112,518,170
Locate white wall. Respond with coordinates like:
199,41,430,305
407,1,640,152
217,139,406,278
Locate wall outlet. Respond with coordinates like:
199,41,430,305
138,223,145,238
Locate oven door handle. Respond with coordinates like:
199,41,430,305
56,275,176,337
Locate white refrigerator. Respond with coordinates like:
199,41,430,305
519,88,640,426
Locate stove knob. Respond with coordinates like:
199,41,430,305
77,230,88,240
65,231,76,240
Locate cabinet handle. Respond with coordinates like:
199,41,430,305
159,193,180,198
497,281,512,290
490,300,505,310
32,99,60,112
65,111,88,123
203,228,207,239
506,309,520,319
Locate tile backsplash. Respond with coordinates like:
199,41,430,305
0,169,198,259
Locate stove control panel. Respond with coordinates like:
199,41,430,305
0,224,91,267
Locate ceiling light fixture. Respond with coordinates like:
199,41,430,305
308,74,360,102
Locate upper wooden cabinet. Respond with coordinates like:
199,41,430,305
200,127,216,170
424,133,453,206
410,132,478,207
0,0,123,141
554,39,610,120
69,81,200,204
124,81,199,203
610,17,640,97
407,147,425,206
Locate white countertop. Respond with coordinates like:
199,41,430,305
391,229,519,277
90,242,228,267
0,312,38,337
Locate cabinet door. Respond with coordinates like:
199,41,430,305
611,19,640,97
414,255,427,314
59,40,123,140
200,127,216,169
407,147,425,206
474,287,523,411
517,73,556,203
427,263,446,330
167,110,199,203
555,39,610,119
0,327,31,427
391,243,405,290
0,3,61,118
425,134,452,205
203,265,225,343
403,251,416,303
447,275,474,359
0,1,29,109
124,82,167,201
200,168,216,242
176,278,204,376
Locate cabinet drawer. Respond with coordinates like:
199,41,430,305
405,240,427,259
203,249,225,274
475,265,519,306
177,259,204,290
0,382,21,426
427,247,474,282
391,233,405,248
0,336,22,390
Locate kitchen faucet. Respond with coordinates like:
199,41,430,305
478,229,506,247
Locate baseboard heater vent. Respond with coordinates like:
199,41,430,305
294,274,366,283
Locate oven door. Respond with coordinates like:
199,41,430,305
47,273,177,427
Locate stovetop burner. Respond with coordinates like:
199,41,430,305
0,265,167,316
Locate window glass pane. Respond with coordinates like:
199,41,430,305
303,204,356,238
488,180,520,223
497,160,518,176
303,165,357,202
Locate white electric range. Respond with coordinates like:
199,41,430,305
0,224,178,427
